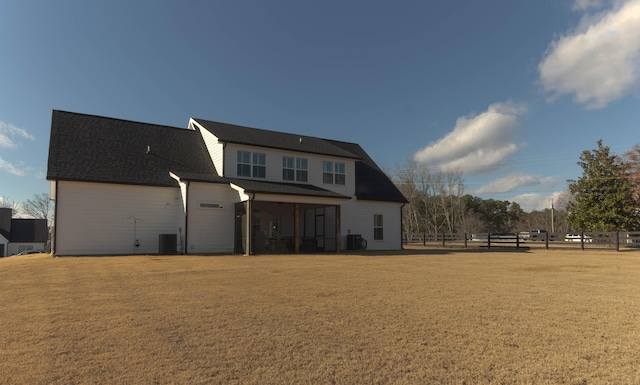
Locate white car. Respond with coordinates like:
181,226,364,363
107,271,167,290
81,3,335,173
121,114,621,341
564,234,593,243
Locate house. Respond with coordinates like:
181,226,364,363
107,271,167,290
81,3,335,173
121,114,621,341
0,208,48,256
46,110,408,256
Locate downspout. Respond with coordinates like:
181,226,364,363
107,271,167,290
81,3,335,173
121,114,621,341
184,181,190,255
52,180,59,256
400,203,405,250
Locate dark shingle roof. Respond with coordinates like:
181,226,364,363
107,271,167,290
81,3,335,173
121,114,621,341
47,111,217,187
193,119,360,159
10,219,48,243
227,178,349,199
47,111,405,204
326,140,408,203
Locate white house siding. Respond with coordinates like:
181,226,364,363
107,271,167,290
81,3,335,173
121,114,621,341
185,182,238,254
194,122,224,176
54,181,183,255
223,143,356,197
340,199,403,250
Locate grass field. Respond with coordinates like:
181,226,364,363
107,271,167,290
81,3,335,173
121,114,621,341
1,248,639,384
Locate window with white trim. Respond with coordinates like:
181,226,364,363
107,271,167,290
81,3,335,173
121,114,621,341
237,150,266,178
322,161,346,185
237,150,251,177
374,214,384,240
283,156,308,182
252,152,266,178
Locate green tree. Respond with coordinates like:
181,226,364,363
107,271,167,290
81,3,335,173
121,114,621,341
567,140,640,231
462,195,523,233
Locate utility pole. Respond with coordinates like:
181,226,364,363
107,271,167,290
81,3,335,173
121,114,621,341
550,199,555,233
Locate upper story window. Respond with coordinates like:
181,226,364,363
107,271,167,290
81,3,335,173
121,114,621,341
322,161,346,185
283,156,308,182
237,150,266,178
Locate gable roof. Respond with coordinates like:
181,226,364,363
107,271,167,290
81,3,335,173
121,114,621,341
192,119,361,160
47,111,218,187
10,219,48,243
47,111,407,204
326,140,408,203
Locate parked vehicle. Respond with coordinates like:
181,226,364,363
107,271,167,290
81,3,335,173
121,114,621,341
564,234,593,243
518,232,530,240
16,249,44,255
529,229,547,241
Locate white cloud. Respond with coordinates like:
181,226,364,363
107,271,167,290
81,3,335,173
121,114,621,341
539,0,640,109
0,120,35,149
474,173,556,194
573,0,608,11
0,156,26,176
413,101,526,174
510,191,566,212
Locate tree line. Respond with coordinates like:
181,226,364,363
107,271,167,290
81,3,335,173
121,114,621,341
0,193,52,221
393,140,640,235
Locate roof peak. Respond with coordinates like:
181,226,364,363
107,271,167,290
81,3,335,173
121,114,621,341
53,110,186,132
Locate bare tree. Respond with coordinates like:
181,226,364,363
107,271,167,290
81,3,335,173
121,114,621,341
437,169,465,233
394,160,466,235
0,197,19,216
622,143,640,201
22,193,52,221
393,161,422,236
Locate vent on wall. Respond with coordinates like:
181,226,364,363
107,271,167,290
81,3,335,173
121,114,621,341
200,202,223,209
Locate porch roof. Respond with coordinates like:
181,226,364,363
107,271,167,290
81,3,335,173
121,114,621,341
228,178,350,200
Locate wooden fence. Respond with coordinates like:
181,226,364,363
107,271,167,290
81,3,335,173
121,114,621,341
403,231,640,251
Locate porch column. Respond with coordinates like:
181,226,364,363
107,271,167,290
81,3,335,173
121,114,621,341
244,199,252,256
335,205,341,253
294,203,300,253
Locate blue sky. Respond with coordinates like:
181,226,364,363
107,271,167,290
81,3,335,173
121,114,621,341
1,0,639,214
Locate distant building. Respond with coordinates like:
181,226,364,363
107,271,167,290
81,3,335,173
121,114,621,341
46,110,408,256
0,208,48,256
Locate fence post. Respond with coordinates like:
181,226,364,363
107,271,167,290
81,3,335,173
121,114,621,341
423,233,426,247
442,233,446,248
545,232,549,250
516,233,520,249
487,233,491,249
464,232,468,249
616,230,620,252
581,230,585,250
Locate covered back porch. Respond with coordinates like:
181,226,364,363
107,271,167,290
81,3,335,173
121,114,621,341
230,180,349,255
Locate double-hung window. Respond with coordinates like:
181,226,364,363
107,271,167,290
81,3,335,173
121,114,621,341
296,158,308,182
237,151,251,177
237,150,266,178
282,156,308,182
322,161,346,185
374,214,384,240
253,152,266,178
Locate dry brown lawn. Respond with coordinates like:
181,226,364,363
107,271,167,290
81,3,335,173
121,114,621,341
1,248,639,384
